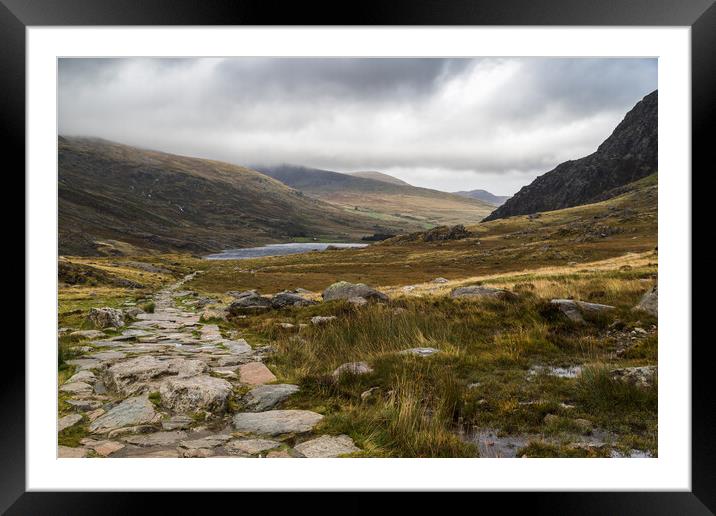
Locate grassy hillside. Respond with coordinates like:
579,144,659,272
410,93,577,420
253,165,495,230
59,138,406,256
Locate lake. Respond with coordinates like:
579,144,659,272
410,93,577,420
205,242,369,260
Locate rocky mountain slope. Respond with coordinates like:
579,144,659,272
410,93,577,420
453,189,511,206
483,90,657,221
253,164,495,229
58,138,398,256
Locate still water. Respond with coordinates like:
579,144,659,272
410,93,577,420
205,242,368,260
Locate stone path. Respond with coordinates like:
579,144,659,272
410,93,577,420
58,272,359,458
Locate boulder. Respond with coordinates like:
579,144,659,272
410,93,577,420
294,434,360,458
271,291,317,309
232,410,324,436
159,375,232,414
87,307,125,329
228,291,272,315
243,384,300,412
238,362,277,385
347,296,368,307
332,362,373,379
634,285,657,317
322,281,388,302
89,395,157,434
450,285,514,300
550,299,616,323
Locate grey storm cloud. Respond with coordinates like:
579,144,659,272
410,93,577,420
58,57,656,194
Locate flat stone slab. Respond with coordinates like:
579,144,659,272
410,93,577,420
58,413,83,432
243,384,299,412
179,434,232,449
227,438,281,455
92,441,125,457
123,430,188,447
89,395,157,434
232,410,324,436
238,362,277,385
90,351,127,361
399,347,440,357
66,359,102,371
225,339,252,354
58,446,88,458
161,415,194,430
66,399,103,411
294,434,360,458
66,370,96,384
60,382,94,395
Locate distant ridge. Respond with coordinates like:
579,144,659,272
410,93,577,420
348,171,410,186
453,189,510,206
483,90,657,221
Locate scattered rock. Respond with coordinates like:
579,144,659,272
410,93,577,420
89,395,157,434
322,281,388,303
238,362,277,386
550,299,615,323
399,347,440,357
634,285,657,317
58,414,83,432
278,322,295,329
232,410,324,436
294,434,360,458
610,366,657,387
332,362,373,379
179,447,215,458
227,438,281,455
310,316,337,325
159,375,232,414
360,387,380,403
87,307,125,329
451,285,514,300
432,277,449,284
243,384,300,412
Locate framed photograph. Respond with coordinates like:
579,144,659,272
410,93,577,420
7,0,711,512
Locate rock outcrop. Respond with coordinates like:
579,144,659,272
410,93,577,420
484,90,657,221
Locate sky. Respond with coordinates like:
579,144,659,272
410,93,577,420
58,57,657,195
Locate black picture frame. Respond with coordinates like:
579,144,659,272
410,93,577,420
4,0,711,513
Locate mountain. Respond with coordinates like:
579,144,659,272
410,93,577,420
483,90,657,221
252,164,495,230
58,137,400,256
453,189,510,206
348,171,411,186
